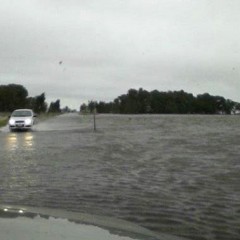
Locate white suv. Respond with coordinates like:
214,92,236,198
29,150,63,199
8,109,36,131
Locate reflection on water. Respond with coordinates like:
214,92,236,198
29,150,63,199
2,131,39,202
6,132,34,151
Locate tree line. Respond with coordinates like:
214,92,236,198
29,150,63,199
0,84,61,113
80,88,240,114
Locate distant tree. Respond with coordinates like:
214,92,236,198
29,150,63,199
80,88,238,115
117,94,128,113
194,93,217,114
26,93,47,113
88,100,97,113
149,90,164,113
223,99,235,114
62,106,70,113
0,84,28,111
48,99,61,113
80,103,88,113
125,89,140,113
174,90,195,113
232,102,240,114
137,88,150,113
112,98,120,113
34,93,47,113
26,97,35,110
96,101,107,113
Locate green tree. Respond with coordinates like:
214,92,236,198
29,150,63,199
80,88,238,115
48,99,61,113
88,100,97,113
0,84,28,111
80,103,88,113
34,93,47,113
26,93,47,113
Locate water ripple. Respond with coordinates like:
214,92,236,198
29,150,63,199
0,114,240,240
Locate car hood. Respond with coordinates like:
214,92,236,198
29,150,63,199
0,205,189,240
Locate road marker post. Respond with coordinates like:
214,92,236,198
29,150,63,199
93,107,96,132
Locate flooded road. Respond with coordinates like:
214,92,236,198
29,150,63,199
0,114,240,240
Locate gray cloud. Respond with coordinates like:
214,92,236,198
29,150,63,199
0,0,240,109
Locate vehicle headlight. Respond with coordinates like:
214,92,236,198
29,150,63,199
25,118,32,125
9,119,15,125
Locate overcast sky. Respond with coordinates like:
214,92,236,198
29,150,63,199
0,0,240,109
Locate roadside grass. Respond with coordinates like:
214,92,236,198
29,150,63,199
0,114,8,127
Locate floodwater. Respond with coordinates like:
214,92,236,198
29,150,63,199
0,114,240,240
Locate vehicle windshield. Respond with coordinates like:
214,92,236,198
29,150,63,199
12,111,32,117
1,1,239,240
